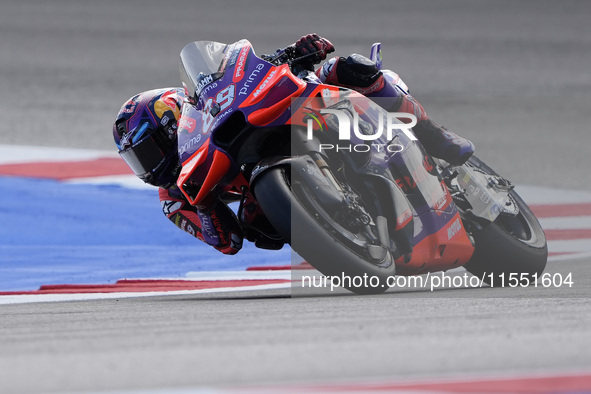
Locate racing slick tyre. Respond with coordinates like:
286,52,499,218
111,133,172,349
253,166,396,295
462,157,548,286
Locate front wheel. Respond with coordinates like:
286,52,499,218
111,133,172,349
462,157,548,285
253,166,396,295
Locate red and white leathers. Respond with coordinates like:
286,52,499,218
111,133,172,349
159,185,284,254
159,186,244,255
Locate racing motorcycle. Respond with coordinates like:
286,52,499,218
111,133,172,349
175,39,547,294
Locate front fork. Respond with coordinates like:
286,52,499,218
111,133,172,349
302,152,413,263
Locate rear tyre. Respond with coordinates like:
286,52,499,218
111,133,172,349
254,166,395,295
462,157,548,286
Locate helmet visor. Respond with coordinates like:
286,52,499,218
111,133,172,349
119,133,167,179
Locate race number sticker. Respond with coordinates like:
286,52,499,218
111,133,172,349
203,85,235,132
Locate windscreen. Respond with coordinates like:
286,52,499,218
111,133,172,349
179,41,229,100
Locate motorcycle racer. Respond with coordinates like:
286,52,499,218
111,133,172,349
113,88,245,255
113,34,475,255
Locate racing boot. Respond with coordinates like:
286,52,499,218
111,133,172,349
317,55,475,165
410,118,475,166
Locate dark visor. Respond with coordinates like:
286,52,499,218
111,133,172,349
119,133,166,178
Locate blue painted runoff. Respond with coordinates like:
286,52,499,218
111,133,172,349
0,176,289,291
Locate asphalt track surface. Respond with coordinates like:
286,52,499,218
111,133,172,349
1,0,591,393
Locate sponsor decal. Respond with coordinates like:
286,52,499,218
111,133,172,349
178,117,196,133
161,200,183,216
119,130,133,149
233,45,251,83
200,82,218,97
203,85,236,132
252,69,277,98
447,218,462,240
178,135,202,156
395,168,429,193
353,78,385,95
154,91,181,118
200,214,218,242
195,74,214,95
210,211,227,245
228,47,240,67
397,209,412,228
179,217,196,236
239,63,265,96
211,108,234,130
121,96,139,114
433,191,450,211
423,156,435,173
119,121,150,149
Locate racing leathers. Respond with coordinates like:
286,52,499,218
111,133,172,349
159,186,244,255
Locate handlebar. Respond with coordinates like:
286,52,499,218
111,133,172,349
266,45,324,68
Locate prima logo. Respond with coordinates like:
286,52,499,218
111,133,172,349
178,135,202,156
305,108,418,153
239,63,265,96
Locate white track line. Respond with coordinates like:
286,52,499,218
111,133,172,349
0,144,118,164
540,216,591,230
0,282,291,305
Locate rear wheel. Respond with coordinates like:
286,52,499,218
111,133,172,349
462,157,548,286
253,165,396,295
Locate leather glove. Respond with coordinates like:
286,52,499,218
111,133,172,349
294,33,335,65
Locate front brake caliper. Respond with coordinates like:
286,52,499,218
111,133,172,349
454,165,513,223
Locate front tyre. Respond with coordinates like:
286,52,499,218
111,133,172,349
253,166,395,295
462,157,548,286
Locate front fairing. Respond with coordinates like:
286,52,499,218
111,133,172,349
177,40,308,164
179,41,229,100
176,40,311,205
